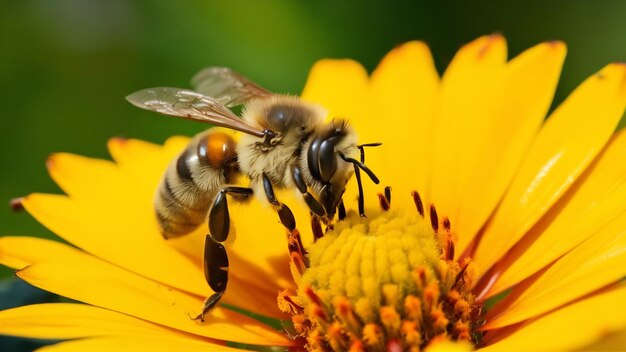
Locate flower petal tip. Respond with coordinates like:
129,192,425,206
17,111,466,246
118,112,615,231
9,197,25,212
458,34,507,62
310,58,367,75
108,136,128,148
45,154,58,170
543,40,567,56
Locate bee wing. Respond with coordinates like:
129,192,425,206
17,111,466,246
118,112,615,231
126,87,265,137
191,67,272,107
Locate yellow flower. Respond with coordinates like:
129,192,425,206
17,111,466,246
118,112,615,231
1,35,626,351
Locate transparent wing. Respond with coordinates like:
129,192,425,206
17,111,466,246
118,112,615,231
126,87,265,137
191,67,272,107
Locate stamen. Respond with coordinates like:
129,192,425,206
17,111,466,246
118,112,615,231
278,290,304,315
349,340,365,352
443,217,451,231
429,205,439,232
411,191,424,216
377,193,390,211
384,186,392,205
327,322,348,351
401,321,421,348
362,323,383,348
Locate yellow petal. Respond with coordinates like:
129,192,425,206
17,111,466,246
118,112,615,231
484,212,626,329
489,130,626,295
22,193,208,297
37,336,247,352
425,340,473,352
577,327,626,351
481,284,626,351
47,153,125,200
300,58,369,126
7,238,292,346
0,236,81,269
474,63,626,277
454,41,566,252
0,303,176,339
369,41,440,208
429,35,507,238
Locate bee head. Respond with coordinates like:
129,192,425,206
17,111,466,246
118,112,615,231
304,120,379,219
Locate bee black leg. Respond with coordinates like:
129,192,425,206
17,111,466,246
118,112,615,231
291,165,326,217
337,199,346,221
263,173,309,271
263,173,298,231
353,165,366,217
194,186,253,321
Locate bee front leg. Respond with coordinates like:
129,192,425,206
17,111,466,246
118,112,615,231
262,173,298,231
262,173,309,270
194,186,253,322
291,165,326,218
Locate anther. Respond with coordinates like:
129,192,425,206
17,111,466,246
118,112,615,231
411,191,424,217
453,258,471,290
445,235,455,261
291,252,308,277
403,295,422,322
327,322,348,351
305,287,324,307
413,267,428,290
401,321,421,348
453,321,471,341
349,340,365,352
333,296,362,336
423,283,440,311
380,306,401,337
430,309,449,334
443,217,451,231
278,290,304,315
362,323,383,347
429,205,439,232
384,186,392,205
377,193,390,211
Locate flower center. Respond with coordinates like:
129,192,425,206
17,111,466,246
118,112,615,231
279,197,479,351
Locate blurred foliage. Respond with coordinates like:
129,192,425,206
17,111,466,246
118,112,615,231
1,0,626,280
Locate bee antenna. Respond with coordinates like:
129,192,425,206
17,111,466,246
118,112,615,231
338,153,380,184
357,142,382,163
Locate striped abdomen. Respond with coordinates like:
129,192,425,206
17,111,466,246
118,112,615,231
155,130,238,239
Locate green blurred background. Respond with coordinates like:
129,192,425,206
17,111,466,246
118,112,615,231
2,0,626,283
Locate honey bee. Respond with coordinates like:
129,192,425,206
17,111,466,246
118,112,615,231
126,67,380,320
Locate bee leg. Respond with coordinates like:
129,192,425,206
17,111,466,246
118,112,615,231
209,186,253,242
353,164,366,217
194,186,253,321
337,199,346,221
262,173,297,231
263,173,310,270
194,236,227,322
291,165,325,217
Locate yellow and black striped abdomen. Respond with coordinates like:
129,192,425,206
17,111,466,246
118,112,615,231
155,130,238,239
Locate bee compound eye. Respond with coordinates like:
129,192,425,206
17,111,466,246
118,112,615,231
318,139,337,183
266,105,291,132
